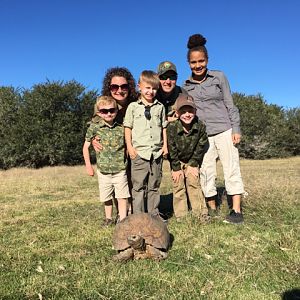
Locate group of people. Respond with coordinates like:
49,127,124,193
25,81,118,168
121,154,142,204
83,33,245,226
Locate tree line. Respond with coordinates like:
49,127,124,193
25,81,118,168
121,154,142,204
0,81,299,169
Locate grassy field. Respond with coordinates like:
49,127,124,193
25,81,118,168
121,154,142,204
0,157,299,299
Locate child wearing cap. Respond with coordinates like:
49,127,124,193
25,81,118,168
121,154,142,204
166,94,209,222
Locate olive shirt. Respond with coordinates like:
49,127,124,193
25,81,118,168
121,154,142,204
182,70,241,136
167,117,208,172
123,98,167,160
85,120,126,174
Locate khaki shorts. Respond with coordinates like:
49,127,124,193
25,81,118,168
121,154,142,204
97,170,130,202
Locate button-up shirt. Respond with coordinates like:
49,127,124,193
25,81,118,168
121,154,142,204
123,98,167,160
167,117,208,171
182,70,241,135
85,120,126,173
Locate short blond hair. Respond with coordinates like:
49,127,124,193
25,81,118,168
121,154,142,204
93,95,117,115
138,70,160,89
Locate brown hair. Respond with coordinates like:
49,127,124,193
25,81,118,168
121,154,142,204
187,34,209,61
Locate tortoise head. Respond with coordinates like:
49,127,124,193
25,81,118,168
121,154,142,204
127,235,145,250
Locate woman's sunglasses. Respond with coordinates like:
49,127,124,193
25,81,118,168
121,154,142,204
98,108,118,114
109,84,129,92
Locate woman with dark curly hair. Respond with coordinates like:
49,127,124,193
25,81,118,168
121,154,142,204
92,67,138,124
182,34,245,224
91,67,138,222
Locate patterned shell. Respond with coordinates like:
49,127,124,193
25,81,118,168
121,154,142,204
112,213,170,250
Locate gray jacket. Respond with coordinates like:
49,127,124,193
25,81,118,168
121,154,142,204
182,70,241,135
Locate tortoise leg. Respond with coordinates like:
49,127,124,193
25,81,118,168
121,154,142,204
146,245,168,260
113,248,134,263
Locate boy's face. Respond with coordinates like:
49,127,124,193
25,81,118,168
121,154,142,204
97,103,118,124
138,81,158,102
177,106,196,125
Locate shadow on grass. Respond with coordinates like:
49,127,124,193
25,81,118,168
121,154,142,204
159,193,173,220
158,187,234,219
282,289,300,300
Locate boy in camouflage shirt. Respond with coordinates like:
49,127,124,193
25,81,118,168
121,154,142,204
167,94,209,222
83,96,130,226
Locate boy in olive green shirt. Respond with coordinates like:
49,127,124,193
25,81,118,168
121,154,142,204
167,94,209,222
83,96,130,226
124,70,168,215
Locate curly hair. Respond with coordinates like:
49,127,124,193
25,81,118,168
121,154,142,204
101,67,138,103
187,34,209,61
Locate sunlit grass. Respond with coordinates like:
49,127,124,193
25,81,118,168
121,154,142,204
1,158,299,299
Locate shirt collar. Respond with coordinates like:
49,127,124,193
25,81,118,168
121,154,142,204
98,119,121,128
185,69,214,84
137,98,160,106
175,118,199,135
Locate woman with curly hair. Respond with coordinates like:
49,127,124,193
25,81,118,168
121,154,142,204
182,34,245,224
91,67,138,221
92,67,138,124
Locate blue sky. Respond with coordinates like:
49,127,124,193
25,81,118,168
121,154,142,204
1,0,299,108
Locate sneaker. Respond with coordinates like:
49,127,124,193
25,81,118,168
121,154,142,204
224,210,244,224
102,218,113,227
208,208,220,218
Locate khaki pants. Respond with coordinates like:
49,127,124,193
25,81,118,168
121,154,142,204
173,163,208,218
200,129,244,197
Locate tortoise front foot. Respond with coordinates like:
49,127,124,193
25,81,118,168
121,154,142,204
146,245,168,260
113,248,134,263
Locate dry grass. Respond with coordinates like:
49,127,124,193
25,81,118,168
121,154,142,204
0,157,299,299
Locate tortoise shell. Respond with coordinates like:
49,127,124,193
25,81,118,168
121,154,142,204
112,213,170,251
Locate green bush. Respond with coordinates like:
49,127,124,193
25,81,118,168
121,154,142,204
0,81,97,168
0,84,299,168
233,93,300,159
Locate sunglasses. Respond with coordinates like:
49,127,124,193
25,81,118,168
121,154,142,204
109,84,129,92
159,74,178,81
144,106,151,120
98,108,117,114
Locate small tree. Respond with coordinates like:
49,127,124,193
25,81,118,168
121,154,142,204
16,80,96,168
233,93,295,159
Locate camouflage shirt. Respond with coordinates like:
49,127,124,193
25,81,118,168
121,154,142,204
85,120,127,174
167,117,208,171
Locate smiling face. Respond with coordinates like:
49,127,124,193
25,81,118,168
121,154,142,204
189,50,208,80
177,105,196,126
159,71,177,95
110,76,129,105
138,81,158,103
97,103,118,125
